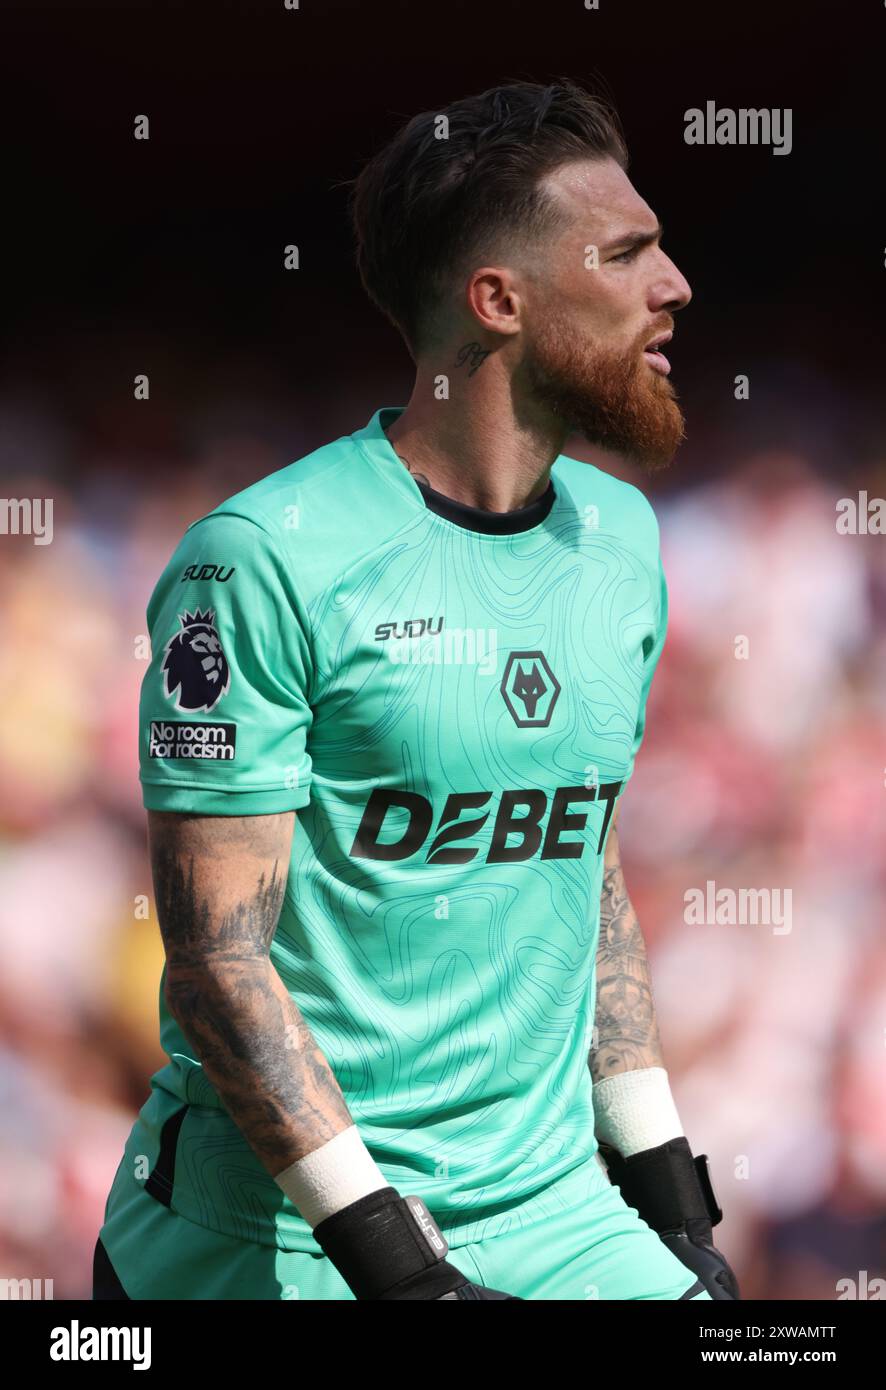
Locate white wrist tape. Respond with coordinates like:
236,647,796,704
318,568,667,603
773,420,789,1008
273,1125,389,1228
592,1066,684,1158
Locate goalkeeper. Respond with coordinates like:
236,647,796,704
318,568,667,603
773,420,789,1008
94,78,738,1301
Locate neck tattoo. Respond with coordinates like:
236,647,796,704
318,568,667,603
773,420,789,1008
395,451,431,488
455,342,491,376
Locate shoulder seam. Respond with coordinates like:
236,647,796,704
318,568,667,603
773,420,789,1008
552,458,662,572
185,509,275,541
181,509,326,699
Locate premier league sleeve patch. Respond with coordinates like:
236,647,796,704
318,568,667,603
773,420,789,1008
161,608,231,713
149,720,236,761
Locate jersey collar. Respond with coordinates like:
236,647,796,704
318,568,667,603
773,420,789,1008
353,406,557,537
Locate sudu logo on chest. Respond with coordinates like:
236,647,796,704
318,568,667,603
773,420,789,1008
373,616,499,673
374,616,444,640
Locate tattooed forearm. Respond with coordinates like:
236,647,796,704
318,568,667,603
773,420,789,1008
589,831,665,1082
149,811,352,1176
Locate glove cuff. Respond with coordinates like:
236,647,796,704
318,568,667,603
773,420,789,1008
313,1186,464,1300
601,1136,723,1235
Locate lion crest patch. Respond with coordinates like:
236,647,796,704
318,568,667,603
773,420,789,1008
162,608,231,712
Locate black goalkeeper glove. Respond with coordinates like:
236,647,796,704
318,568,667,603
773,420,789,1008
600,1137,741,1300
313,1187,521,1300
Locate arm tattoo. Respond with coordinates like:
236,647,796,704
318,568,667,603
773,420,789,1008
151,813,352,1176
590,855,665,1082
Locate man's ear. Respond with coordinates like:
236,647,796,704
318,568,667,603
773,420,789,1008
464,266,523,339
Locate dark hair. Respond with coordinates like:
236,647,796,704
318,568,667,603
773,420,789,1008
349,79,628,355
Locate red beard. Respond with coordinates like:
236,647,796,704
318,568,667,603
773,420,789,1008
522,314,685,471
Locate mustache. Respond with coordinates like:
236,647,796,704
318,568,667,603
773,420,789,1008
525,311,686,472
634,317,674,352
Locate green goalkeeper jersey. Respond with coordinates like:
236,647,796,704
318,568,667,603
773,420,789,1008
133,405,668,1253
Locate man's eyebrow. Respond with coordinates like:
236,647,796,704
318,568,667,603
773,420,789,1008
599,222,664,254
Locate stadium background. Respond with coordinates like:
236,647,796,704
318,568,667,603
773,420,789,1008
1,0,884,1298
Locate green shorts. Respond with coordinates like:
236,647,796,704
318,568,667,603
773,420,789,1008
97,1145,711,1301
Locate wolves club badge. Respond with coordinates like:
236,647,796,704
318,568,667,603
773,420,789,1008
500,650,561,728
162,608,231,712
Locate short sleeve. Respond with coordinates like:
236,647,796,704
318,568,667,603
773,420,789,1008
625,551,668,780
139,511,314,815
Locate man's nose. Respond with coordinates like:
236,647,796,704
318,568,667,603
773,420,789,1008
651,253,692,313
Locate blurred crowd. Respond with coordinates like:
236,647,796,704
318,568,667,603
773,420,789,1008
1,398,884,1300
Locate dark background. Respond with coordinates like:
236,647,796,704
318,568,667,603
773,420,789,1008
0,0,884,1302
3,0,883,484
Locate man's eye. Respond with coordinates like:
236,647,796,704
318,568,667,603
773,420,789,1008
611,248,638,264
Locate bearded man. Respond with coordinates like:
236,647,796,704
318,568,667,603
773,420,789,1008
94,79,739,1302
